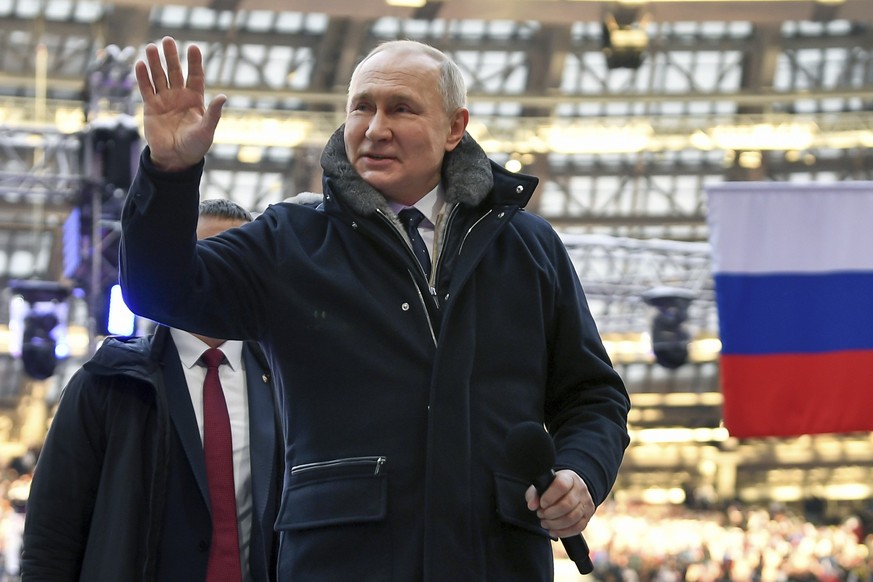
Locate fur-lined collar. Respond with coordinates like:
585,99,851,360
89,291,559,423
319,125,494,216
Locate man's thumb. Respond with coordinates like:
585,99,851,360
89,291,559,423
202,94,227,134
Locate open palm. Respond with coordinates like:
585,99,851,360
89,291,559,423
135,36,226,171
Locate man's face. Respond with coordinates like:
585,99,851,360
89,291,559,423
196,216,246,240
344,48,468,206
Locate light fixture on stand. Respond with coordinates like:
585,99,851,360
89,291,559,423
642,286,696,369
601,4,649,69
8,280,71,380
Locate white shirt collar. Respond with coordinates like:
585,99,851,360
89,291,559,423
389,184,443,227
169,327,244,372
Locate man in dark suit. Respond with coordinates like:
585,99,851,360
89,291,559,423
21,199,281,582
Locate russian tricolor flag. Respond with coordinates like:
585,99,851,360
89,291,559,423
707,181,873,438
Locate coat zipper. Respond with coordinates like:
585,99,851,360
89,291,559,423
408,270,438,346
376,208,439,305
376,209,433,284
457,208,492,257
290,455,387,476
430,204,458,289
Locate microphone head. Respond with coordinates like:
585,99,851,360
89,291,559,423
505,421,556,483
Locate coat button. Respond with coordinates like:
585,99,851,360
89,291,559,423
444,293,450,301
401,302,410,311
198,540,209,551
497,212,505,219
515,185,524,193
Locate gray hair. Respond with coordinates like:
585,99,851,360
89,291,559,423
198,198,253,223
348,40,467,115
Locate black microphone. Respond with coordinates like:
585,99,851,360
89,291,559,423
505,421,594,575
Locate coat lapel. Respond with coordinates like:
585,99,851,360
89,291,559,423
243,344,278,579
163,341,211,508
244,345,277,527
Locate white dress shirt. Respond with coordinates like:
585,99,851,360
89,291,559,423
170,328,252,582
390,184,445,270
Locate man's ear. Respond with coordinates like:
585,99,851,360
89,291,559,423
445,108,470,152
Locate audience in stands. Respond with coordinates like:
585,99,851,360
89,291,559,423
0,456,870,581
569,499,873,581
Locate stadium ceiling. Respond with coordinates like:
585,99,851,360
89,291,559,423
0,0,872,334
5,2,873,496
89,0,873,27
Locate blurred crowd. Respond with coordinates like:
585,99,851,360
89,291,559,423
574,500,873,582
0,447,871,582
0,450,36,582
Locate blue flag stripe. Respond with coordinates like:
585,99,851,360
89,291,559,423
714,271,873,355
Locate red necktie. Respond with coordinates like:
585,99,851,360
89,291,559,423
201,348,242,582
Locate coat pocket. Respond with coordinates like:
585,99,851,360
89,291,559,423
493,472,551,537
278,455,388,530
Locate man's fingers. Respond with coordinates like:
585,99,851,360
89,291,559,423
185,44,205,94
134,60,155,98
537,470,574,509
162,36,186,90
524,484,539,511
539,496,592,538
144,43,169,93
535,470,595,535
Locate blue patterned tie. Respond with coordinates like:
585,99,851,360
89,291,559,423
398,208,431,278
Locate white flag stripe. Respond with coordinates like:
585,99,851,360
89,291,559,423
706,182,873,274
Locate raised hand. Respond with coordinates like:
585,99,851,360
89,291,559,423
134,36,227,172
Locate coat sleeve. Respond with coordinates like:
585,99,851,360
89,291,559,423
119,150,208,330
119,149,282,341
21,370,108,581
543,230,631,506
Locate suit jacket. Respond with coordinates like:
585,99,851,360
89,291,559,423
22,326,281,582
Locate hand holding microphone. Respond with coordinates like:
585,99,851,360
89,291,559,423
505,422,594,575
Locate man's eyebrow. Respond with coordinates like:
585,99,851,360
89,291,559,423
351,86,422,101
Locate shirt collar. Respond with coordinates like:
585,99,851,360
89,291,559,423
169,327,244,372
389,184,443,227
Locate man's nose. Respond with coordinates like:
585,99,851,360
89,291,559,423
365,110,391,140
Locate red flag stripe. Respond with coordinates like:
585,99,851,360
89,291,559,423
720,351,873,438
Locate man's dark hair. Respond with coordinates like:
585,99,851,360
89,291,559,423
198,198,253,223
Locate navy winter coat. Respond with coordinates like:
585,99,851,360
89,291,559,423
22,327,281,582
120,128,630,581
